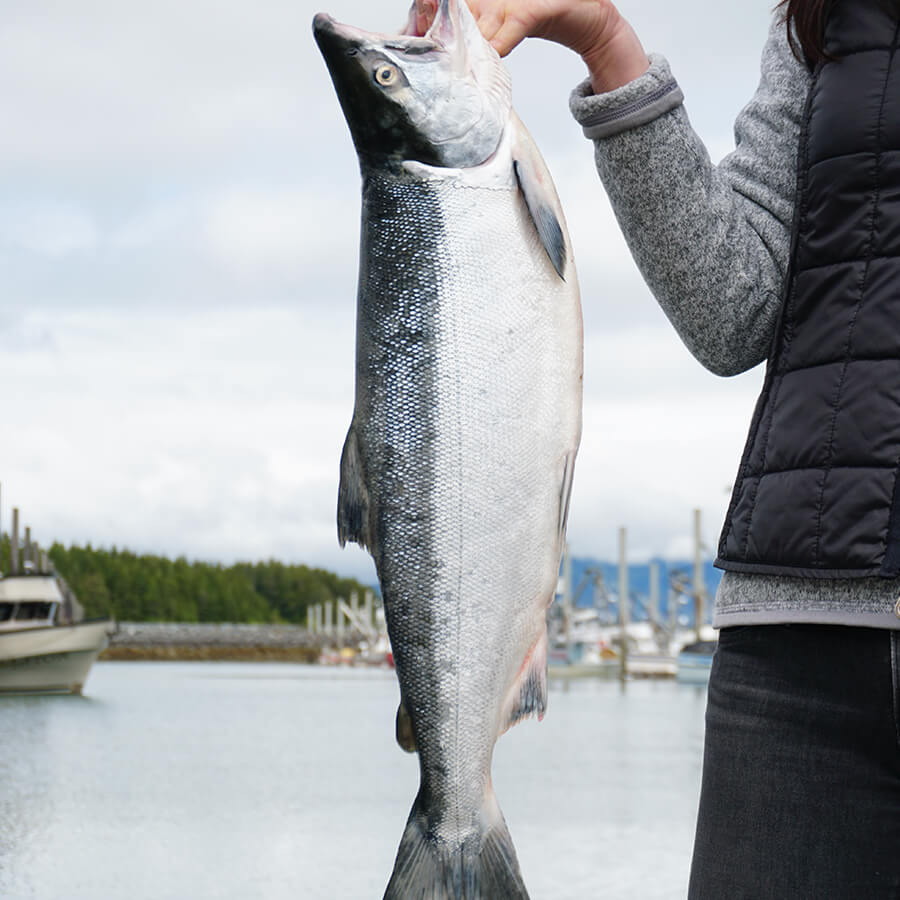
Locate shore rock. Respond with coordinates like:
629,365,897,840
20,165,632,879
102,621,364,663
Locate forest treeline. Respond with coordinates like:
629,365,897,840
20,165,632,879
0,536,373,624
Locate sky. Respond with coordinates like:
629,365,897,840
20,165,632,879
0,0,778,582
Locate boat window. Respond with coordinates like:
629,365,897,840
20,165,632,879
14,602,53,621
0,603,13,622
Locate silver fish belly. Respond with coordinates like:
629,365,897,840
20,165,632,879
315,3,582,897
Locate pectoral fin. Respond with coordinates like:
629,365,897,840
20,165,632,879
514,157,566,280
510,111,569,280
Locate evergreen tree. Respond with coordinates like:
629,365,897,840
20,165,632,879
0,540,378,625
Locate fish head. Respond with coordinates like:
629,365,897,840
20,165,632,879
312,0,511,169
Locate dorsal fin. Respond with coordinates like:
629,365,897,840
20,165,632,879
337,423,372,551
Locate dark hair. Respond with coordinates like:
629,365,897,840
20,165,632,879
778,0,835,67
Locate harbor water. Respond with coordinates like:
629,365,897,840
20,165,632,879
0,663,708,899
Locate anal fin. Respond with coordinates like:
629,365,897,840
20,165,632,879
337,423,372,551
502,628,548,733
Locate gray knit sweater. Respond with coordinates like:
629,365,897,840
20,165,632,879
569,15,900,630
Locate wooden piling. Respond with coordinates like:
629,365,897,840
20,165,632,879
10,507,19,575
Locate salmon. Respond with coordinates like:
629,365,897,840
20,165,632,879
313,2,583,896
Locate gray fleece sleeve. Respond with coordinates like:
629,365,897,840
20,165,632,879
569,18,810,376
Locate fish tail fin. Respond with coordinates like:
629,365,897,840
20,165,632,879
383,791,530,900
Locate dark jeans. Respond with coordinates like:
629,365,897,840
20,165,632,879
688,624,900,899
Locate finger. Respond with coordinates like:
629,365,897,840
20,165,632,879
471,5,506,47
488,14,531,57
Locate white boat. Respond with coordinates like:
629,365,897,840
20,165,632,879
0,573,113,695
675,639,717,685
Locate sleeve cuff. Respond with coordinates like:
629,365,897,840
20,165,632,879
569,53,684,140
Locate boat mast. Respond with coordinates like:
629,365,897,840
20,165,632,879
561,543,572,662
648,559,659,626
618,526,628,682
692,508,707,641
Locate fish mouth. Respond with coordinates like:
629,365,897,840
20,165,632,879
312,13,364,56
312,13,360,44
311,11,334,32
312,10,447,167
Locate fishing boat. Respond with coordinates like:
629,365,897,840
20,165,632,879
0,572,113,695
0,494,113,694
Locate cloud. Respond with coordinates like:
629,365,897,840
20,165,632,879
203,184,356,276
0,305,368,567
0,0,318,167
0,313,57,354
0,0,777,581
0,206,99,257
565,326,764,563
1,183,359,312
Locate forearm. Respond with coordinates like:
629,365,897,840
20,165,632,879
570,21,809,376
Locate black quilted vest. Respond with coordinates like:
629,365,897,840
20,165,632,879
716,1,900,577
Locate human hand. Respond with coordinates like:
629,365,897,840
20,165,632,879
414,0,649,93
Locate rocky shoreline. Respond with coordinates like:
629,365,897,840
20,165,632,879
101,622,351,663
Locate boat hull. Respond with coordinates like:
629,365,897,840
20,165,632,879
675,641,717,685
0,620,112,694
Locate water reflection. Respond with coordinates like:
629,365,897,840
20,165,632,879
0,663,707,900
0,694,99,893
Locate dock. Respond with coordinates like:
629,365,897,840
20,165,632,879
103,622,330,663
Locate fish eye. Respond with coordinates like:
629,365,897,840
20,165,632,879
374,64,399,87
